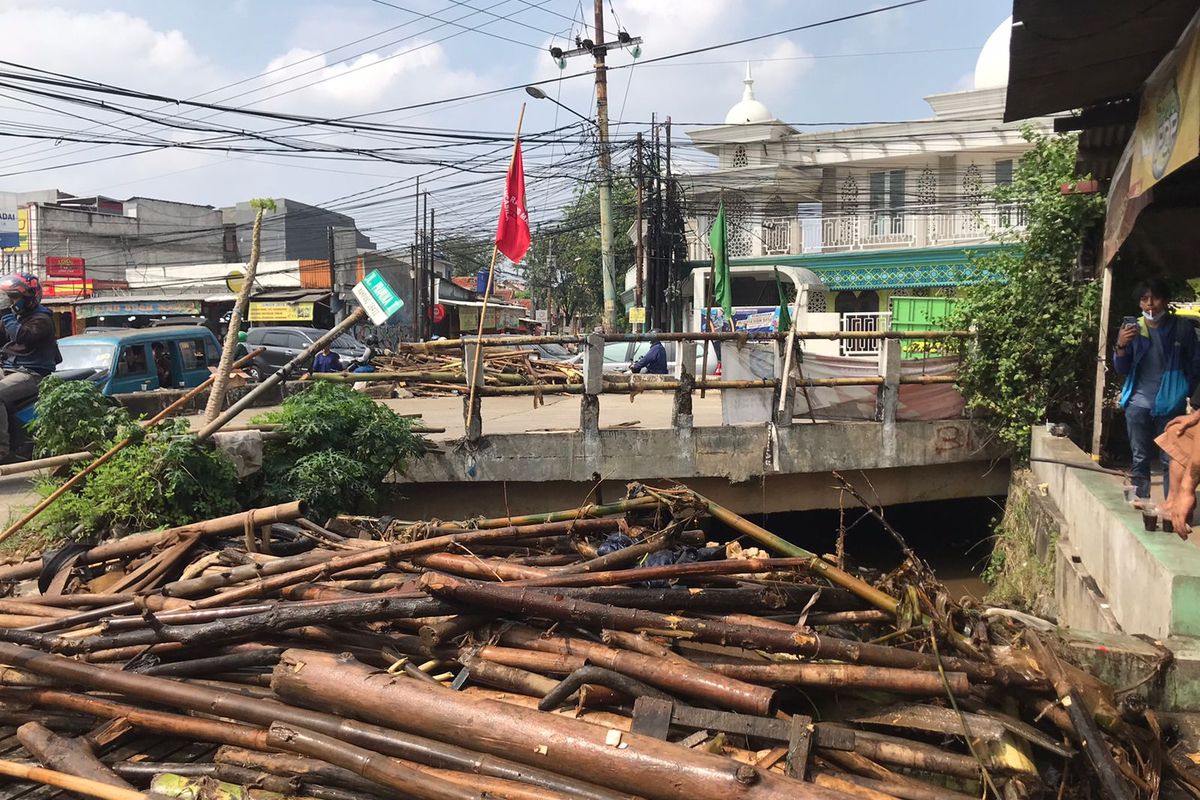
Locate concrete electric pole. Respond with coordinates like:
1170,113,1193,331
547,3,641,332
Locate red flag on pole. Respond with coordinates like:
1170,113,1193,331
494,137,531,264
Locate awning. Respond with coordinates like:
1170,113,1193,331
1005,0,1200,122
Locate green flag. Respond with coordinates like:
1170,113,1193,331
774,268,792,332
709,201,733,326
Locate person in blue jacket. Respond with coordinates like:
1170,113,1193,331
1113,278,1200,501
630,331,668,375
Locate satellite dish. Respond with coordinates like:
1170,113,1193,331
226,269,245,293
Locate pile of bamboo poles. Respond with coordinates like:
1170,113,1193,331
0,483,1184,800
334,347,582,397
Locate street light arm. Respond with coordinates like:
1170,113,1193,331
524,86,598,128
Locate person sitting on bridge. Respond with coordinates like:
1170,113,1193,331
630,331,668,375
1113,278,1200,502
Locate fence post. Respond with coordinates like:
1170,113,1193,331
876,337,902,425
774,337,796,426
673,340,696,432
580,332,604,436
463,337,484,442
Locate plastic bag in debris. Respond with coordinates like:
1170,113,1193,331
595,532,635,557
637,546,724,587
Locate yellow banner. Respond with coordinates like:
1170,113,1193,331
248,301,314,322
1131,19,1200,197
12,208,28,253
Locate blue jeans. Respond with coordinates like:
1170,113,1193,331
1125,404,1173,499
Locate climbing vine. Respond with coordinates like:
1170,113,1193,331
950,127,1105,459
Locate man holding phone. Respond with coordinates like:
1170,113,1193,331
1113,278,1200,502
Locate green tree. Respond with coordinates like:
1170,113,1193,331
951,128,1105,458
525,171,637,327
441,235,496,277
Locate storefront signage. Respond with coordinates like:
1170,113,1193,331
43,280,94,299
248,301,314,322
46,256,85,279
85,300,201,316
0,193,16,250
1131,15,1200,196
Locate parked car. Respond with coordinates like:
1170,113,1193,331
56,326,223,395
601,340,721,375
244,326,366,381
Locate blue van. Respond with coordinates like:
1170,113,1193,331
56,326,223,396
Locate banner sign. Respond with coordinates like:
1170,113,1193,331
705,305,782,333
43,280,94,299
1130,14,1200,197
248,301,314,322
0,192,16,250
85,300,200,316
46,256,85,279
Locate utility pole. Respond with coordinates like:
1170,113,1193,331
412,177,421,340
634,131,645,333
592,0,617,331
327,226,340,322
550,6,640,332
421,193,429,339
428,206,436,336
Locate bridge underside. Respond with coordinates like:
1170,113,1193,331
393,419,1009,518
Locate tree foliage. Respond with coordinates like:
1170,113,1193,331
951,128,1105,458
524,170,637,325
30,377,134,457
255,382,422,521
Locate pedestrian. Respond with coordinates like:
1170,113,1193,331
533,322,546,336
310,344,343,374
1113,278,1200,502
630,330,668,375
0,274,60,463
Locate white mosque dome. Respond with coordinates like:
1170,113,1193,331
725,63,773,124
974,16,1011,89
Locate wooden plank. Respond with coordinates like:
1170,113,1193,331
668,706,790,741
786,714,813,779
630,696,673,740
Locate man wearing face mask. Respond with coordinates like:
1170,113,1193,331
0,274,60,463
1113,278,1200,502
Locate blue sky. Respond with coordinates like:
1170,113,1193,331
0,0,1012,246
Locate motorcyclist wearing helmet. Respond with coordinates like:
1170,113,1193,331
234,329,249,361
0,273,61,462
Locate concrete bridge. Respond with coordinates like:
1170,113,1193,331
391,393,1008,519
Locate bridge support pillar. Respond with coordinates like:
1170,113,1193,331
876,337,901,425
673,340,695,433
581,332,605,437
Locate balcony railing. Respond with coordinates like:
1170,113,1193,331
839,312,892,357
690,203,1026,260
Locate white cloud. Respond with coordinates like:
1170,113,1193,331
0,7,217,93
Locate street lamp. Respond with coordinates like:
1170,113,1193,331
524,84,618,332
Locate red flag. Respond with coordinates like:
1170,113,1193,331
494,138,531,264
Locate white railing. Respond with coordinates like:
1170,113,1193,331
840,312,892,357
687,204,1027,260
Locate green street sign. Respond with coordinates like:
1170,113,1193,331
353,269,404,324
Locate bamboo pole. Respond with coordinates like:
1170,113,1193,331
0,347,266,545
16,721,133,789
0,759,149,800
395,330,971,351
205,202,267,421
465,103,526,437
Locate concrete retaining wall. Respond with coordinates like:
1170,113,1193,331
1033,429,1200,638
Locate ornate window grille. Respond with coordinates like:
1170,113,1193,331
762,196,793,255
726,193,753,257
731,145,748,168
917,167,938,207
807,290,827,313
